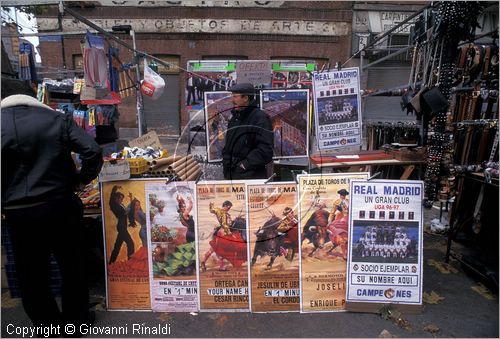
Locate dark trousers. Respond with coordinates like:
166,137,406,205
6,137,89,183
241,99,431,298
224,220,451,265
3,194,91,331
109,229,134,264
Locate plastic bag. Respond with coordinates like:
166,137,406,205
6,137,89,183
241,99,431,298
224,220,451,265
141,60,165,100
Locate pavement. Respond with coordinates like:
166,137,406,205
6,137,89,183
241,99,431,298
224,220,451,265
1,140,499,338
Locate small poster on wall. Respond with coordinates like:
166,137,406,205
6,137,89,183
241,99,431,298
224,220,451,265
101,179,163,310
297,172,369,313
312,67,362,150
346,179,424,307
260,89,310,159
145,181,198,312
247,182,300,313
195,180,251,311
204,91,233,162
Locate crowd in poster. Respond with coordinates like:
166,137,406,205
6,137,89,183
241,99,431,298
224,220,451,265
313,67,362,150
297,173,369,312
145,182,198,312
260,90,309,159
204,91,233,162
247,182,300,312
195,181,251,311
346,180,423,306
102,180,162,310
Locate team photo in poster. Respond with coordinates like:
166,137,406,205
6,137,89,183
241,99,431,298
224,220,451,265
297,173,369,312
247,182,300,312
346,180,424,306
195,181,250,311
145,182,198,312
313,67,362,150
101,180,163,310
204,91,232,162
260,90,309,159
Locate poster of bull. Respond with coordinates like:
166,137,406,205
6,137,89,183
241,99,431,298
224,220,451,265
297,172,369,313
145,181,198,312
101,179,163,310
204,91,233,162
346,180,424,307
195,180,253,311
247,182,300,312
260,89,310,159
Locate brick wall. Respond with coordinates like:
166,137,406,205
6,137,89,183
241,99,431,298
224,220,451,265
38,2,354,132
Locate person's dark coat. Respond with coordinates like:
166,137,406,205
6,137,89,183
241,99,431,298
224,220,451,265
222,101,273,179
2,95,103,207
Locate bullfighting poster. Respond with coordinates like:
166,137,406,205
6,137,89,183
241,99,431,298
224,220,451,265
204,91,232,162
145,181,198,312
247,182,300,313
297,172,369,313
101,179,162,310
260,89,310,159
312,67,362,150
346,179,424,307
195,180,251,311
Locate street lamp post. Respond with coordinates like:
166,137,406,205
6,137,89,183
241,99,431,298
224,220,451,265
112,25,146,136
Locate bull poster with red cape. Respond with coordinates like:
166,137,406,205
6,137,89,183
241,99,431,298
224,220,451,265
247,182,300,313
102,179,163,310
145,181,198,312
297,172,369,312
195,180,251,311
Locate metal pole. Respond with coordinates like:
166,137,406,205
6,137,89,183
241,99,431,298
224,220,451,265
130,29,146,136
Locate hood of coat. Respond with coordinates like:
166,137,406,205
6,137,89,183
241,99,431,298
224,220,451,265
1,94,53,111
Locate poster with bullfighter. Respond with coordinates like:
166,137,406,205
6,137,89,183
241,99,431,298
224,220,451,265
297,172,369,313
145,181,198,312
247,182,300,313
195,180,254,311
101,179,163,310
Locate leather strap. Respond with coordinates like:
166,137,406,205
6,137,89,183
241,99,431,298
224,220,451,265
482,45,491,79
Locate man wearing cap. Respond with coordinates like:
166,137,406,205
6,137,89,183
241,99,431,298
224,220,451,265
328,189,350,223
223,83,274,179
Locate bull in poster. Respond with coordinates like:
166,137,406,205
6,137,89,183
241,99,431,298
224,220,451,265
297,172,369,312
247,182,300,312
195,181,252,311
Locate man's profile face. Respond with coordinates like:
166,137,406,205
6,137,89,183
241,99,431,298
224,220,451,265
340,194,346,200
223,205,232,212
232,93,248,111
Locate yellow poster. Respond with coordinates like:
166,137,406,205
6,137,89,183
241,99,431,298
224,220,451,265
195,181,250,311
101,179,162,310
247,182,300,312
297,173,369,312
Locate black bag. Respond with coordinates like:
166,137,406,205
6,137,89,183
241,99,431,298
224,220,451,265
422,87,449,113
95,125,118,144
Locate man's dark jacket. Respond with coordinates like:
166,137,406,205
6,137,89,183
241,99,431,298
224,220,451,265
222,101,273,179
2,95,103,208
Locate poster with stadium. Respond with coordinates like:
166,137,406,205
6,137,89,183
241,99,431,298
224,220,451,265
247,182,300,312
195,180,250,311
204,91,232,162
145,181,198,312
260,89,309,159
297,172,369,313
346,179,424,306
312,67,362,150
101,179,162,310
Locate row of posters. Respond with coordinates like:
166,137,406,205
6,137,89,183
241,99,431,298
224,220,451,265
101,175,423,312
187,61,362,157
